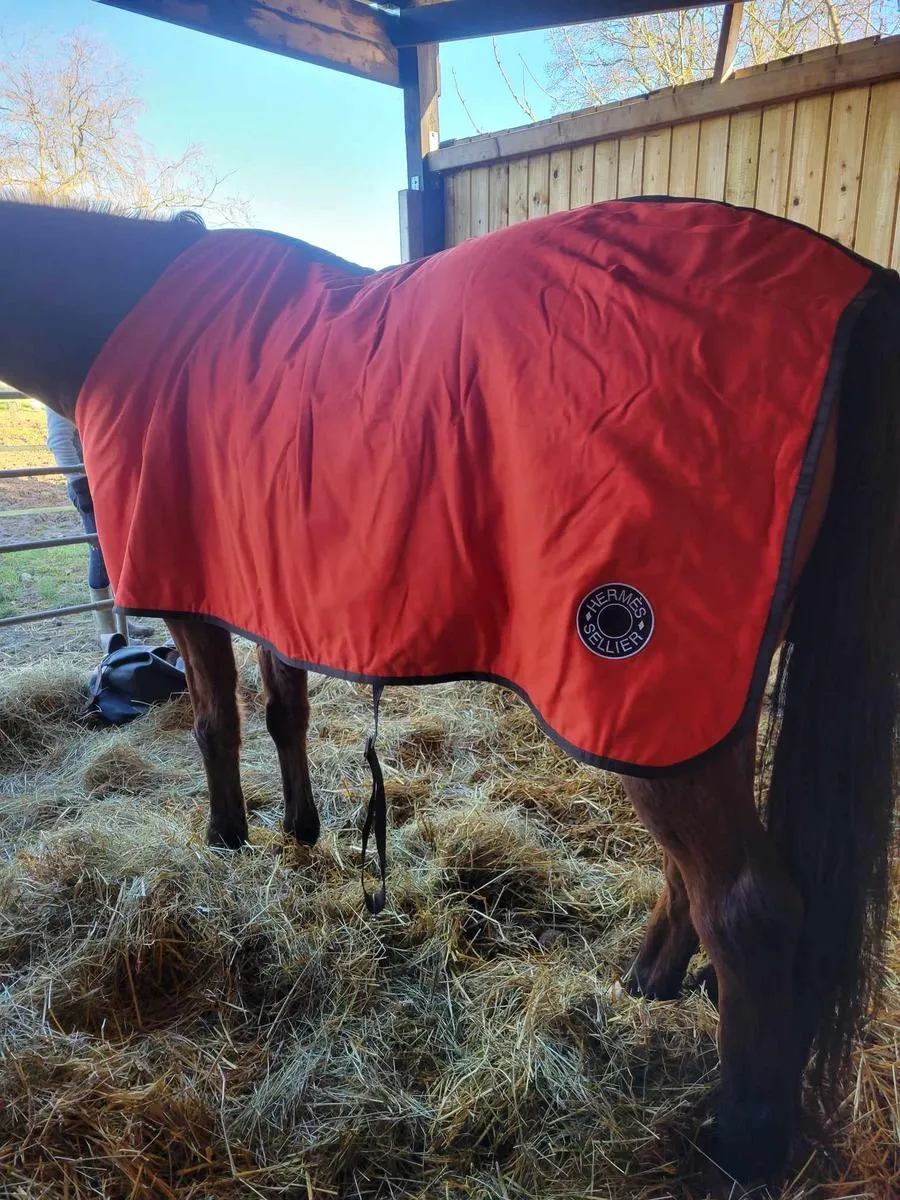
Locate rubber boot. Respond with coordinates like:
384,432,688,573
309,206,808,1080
126,616,154,640
91,586,117,644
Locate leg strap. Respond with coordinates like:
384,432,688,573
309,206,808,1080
360,683,387,914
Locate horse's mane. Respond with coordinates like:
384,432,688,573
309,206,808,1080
0,189,372,277
0,188,206,226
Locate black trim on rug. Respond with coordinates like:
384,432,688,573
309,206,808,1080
112,203,899,781
723,272,893,773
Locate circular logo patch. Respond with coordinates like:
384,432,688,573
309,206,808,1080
576,583,654,660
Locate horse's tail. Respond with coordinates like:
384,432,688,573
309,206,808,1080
761,273,900,1100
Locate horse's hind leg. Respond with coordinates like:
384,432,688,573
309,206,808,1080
166,618,249,849
622,733,804,1184
626,852,699,1000
257,649,320,846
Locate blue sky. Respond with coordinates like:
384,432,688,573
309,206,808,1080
0,1,558,267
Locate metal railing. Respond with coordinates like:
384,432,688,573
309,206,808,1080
0,421,128,636
1,464,96,478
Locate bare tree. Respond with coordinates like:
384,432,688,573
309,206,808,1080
486,0,899,121
0,29,250,220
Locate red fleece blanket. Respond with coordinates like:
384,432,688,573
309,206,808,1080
77,199,880,774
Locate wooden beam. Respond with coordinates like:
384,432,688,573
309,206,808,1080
713,3,744,83
399,42,444,259
94,0,400,86
390,0,722,46
429,35,900,171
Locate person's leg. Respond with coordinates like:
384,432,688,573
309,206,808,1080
45,407,151,643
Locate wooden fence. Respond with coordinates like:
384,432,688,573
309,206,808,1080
433,36,900,268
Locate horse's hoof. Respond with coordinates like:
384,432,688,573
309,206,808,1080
207,822,249,850
697,1113,789,1193
284,809,320,847
623,960,684,1002
697,1154,763,1200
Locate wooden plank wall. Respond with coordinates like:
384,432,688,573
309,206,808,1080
443,77,900,268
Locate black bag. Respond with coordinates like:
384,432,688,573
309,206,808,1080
85,637,188,725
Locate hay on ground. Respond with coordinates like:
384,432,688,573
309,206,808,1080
0,648,896,1198
0,662,87,770
82,738,179,798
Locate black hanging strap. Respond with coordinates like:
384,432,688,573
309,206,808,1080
360,683,387,915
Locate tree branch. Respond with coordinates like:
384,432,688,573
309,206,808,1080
492,36,538,122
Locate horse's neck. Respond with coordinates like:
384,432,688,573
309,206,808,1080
0,205,205,420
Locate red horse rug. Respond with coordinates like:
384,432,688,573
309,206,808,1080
76,198,887,775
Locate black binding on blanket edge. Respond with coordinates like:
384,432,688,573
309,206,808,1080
107,205,900,916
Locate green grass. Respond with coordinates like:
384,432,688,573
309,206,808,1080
0,399,84,621
0,399,49,440
0,544,87,619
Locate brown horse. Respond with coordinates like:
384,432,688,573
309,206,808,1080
2,197,898,1192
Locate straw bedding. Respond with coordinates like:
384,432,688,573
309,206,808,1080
0,648,896,1198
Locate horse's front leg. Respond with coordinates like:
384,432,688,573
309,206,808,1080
166,618,249,848
622,733,804,1186
257,649,320,845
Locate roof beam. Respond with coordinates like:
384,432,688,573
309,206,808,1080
713,3,744,82
93,2,733,74
389,0,723,47
94,0,401,85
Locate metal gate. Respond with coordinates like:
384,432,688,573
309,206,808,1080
0,389,127,638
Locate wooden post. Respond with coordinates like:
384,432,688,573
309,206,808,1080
713,3,744,83
399,43,444,261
